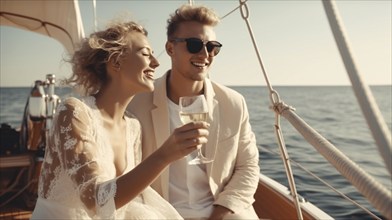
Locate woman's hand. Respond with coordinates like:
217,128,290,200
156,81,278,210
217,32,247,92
158,121,209,163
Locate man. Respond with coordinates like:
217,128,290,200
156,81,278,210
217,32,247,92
128,4,259,220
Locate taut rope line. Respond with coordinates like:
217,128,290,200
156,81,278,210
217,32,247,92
281,108,392,218
238,1,304,219
234,0,391,218
322,0,392,177
259,145,382,220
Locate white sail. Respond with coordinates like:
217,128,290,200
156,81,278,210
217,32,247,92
0,0,85,53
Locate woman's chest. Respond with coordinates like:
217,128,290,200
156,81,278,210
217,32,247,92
98,120,129,177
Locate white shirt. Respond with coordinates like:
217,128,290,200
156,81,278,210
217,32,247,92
167,98,214,218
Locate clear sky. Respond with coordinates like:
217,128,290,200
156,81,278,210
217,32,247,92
1,0,391,87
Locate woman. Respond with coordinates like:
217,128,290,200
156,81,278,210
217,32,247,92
31,20,209,219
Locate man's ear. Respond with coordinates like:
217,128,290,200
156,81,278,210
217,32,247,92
166,41,174,56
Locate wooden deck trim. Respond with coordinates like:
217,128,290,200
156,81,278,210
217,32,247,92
253,174,321,220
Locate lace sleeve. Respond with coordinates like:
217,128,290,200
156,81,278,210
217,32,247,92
55,98,116,218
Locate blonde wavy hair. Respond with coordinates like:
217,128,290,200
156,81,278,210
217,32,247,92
166,4,220,39
66,21,147,95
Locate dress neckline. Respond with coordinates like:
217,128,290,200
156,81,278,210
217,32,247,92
83,96,130,176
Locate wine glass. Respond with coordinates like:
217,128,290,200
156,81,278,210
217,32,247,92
179,95,213,164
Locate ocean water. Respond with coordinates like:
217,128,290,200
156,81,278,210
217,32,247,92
0,85,391,219
232,85,391,220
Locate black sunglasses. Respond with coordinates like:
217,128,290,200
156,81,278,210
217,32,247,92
170,38,222,57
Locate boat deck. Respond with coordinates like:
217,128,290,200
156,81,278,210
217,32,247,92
0,159,331,220
0,197,32,220
0,154,35,220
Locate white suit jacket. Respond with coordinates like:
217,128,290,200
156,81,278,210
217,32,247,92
127,72,259,214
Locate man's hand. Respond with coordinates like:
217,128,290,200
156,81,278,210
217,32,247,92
208,205,233,220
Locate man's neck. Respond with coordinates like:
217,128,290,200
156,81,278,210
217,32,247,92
166,70,204,105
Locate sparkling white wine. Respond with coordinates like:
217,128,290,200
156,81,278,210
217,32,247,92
180,112,208,124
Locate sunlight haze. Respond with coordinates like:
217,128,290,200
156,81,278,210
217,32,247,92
1,0,391,87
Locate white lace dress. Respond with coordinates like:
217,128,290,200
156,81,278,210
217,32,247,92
31,96,182,219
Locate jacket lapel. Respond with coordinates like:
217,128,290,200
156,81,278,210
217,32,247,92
151,73,171,199
204,79,219,181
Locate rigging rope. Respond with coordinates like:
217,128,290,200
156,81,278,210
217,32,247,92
281,107,392,218
237,1,304,219
234,0,391,218
259,145,382,220
322,0,392,177
92,0,97,32
220,4,240,20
